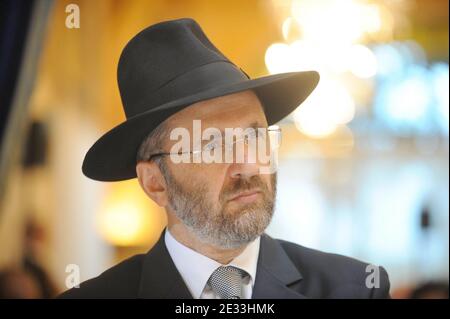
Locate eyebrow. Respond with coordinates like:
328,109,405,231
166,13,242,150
215,121,265,136
247,121,265,130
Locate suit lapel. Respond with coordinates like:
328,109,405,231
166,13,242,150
137,231,306,299
252,234,307,299
138,232,193,299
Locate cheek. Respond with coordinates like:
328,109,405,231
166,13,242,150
201,166,228,199
261,173,274,189
172,163,226,197
197,165,229,203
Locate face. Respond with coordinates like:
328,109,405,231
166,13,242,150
143,90,277,249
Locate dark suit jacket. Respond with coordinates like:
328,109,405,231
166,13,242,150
58,232,390,299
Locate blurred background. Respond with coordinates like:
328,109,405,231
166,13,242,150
0,0,448,299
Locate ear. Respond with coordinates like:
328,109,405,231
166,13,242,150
136,161,168,207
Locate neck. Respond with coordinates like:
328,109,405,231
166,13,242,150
166,212,247,265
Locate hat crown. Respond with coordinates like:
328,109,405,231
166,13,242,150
117,18,238,118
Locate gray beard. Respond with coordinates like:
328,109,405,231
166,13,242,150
160,162,277,249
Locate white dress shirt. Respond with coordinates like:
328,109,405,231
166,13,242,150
164,229,260,299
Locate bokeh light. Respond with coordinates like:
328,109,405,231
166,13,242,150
293,77,355,138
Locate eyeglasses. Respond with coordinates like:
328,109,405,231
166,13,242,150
146,125,282,162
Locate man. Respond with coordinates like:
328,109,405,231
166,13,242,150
59,18,390,299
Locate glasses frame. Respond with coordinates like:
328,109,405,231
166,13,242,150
146,125,282,162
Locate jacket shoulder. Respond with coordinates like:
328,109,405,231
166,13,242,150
57,254,145,299
275,238,390,298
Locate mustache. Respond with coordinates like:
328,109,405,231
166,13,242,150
220,175,270,203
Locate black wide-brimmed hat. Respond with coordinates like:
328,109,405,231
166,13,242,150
82,18,319,181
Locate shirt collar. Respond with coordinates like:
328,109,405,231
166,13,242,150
164,228,260,299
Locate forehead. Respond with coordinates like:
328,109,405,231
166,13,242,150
167,90,267,129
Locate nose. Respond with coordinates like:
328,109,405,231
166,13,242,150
228,161,260,179
227,143,261,179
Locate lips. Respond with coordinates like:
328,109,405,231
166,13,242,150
228,189,262,202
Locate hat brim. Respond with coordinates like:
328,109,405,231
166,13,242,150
82,70,319,181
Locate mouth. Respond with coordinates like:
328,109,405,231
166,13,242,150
228,189,262,204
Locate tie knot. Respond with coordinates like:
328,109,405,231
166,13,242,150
207,266,247,299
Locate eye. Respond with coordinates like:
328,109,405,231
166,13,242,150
244,129,257,144
203,139,222,152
